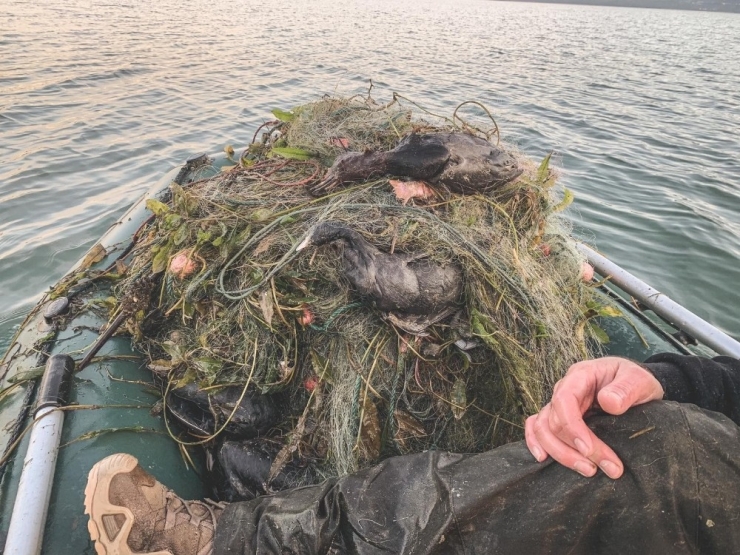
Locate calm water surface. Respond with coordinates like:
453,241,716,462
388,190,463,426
2,0,739,351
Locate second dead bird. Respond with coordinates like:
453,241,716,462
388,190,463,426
307,132,523,196
297,222,463,334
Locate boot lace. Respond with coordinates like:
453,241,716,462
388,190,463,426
163,492,226,531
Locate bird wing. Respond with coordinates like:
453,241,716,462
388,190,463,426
386,134,450,180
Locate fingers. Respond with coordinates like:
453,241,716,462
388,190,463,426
524,414,546,463
548,386,624,478
549,357,662,433
597,364,664,415
547,362,602,451
525,357,664,480
525,405,598,477
526,404,623,478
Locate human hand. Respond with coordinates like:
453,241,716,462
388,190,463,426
524,357,664,479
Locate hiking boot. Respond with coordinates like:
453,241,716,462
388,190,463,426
84,453,225,555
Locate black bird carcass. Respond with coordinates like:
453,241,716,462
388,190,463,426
307,132,523,196
297,221,463,334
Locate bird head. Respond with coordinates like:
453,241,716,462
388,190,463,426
488,148,524,186
297,221,356,251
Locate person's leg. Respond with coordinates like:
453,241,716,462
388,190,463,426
214,401,740,555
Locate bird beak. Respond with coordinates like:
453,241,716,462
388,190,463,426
296,234,313,252
507,166,524,183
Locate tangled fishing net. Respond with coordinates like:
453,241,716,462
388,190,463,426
114,94,600,487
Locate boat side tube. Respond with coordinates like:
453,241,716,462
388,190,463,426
4,355,75,555
577,243,740,358
0,152,224,552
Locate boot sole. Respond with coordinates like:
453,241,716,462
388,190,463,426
84,453,171,555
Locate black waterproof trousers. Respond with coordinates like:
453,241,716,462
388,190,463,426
213,402,740,554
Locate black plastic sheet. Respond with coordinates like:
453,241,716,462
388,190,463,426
213,402,740,554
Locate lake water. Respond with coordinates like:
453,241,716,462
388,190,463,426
2,0,739,352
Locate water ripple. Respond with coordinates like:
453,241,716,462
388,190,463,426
2,0,740,349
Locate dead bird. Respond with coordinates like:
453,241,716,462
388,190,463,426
297,221,462,333
166,383,278,439
307,132,523,196
213,439,318,501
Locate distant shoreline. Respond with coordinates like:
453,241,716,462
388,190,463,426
494,0,740,14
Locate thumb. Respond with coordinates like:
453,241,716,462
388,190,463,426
597,366,663,415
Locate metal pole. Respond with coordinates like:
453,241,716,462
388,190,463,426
4,355,75,555
577,243,740,358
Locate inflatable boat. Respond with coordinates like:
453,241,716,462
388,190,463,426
2,151,739,554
